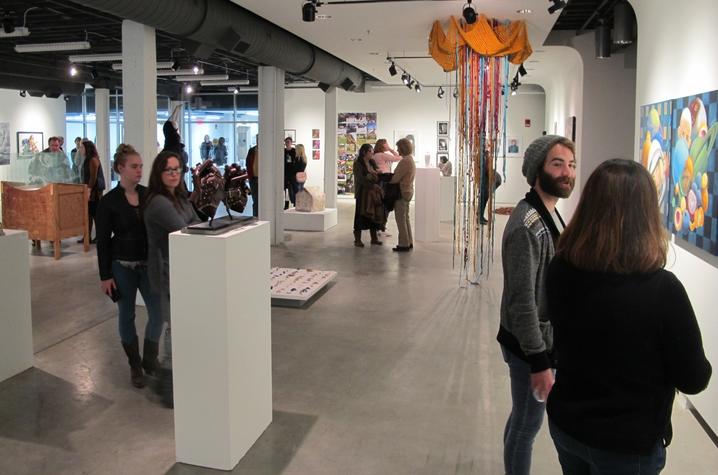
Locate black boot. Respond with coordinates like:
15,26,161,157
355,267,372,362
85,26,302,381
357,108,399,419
121,339,145,388
142,339,160,376
370,229,382,245
156,367,174,408
353,230,364,247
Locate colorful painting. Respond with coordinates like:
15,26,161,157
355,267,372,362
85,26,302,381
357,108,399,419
312,139,321,150
17,131,42,159
337,112,377,194
312,150,320,160
639,100,672,229
312,129,320,139
669,91,718,255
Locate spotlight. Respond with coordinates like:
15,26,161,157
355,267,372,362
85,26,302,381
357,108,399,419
511,90,517,96
171,60,180,71
185,84,193,94
302,1,318,22
401,73,410,85
389,62,397,76
233,87,239,95
414,83,421,93
2,16,15,34
613,1,634,45
69,64,78,77
453,88,459,99
463,0,477,25
407,79,415,90
19,90,26,97
192,64,200,74
595,20,612,58
548,0,567,15
437,86,445,99
518,63,528,77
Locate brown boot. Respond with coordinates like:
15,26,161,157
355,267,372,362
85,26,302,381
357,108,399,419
353,230,364,247
122,339,145,388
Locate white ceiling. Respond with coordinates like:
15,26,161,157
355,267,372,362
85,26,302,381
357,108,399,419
233,0,562,86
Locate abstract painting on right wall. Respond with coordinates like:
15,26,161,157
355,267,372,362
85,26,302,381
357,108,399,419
669,90,718,255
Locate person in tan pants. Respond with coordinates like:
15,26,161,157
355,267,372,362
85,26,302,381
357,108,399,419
390,138,416,252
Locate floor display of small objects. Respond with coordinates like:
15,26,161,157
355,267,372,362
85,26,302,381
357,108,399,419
271,267,337,301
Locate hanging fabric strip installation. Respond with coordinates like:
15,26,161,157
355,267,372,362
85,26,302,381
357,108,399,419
429,15,532,284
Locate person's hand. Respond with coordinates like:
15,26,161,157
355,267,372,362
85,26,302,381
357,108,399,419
100,278,116,297
530,369,555,402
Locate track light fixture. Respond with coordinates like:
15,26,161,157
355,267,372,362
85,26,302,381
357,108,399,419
192,64,200,74
437,86,445,99
2,16,15,34
453,88,459,99
518,63,527,77
548,0,567,15
389,62,397,76
302,1,322,22
463,0,477,25
185,84,193,94
401,72,410,85
19,90,26,97
414,83,421,93
69,64,78,77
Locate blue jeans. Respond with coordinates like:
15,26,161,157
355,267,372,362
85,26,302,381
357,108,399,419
502,346,546,475
549,420,666,475
112,261,163,344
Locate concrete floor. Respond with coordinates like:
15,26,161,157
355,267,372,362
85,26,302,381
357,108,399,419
0,199,716,474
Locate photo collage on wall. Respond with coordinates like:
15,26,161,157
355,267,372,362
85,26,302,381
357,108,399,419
436,121,448,166
640,89,718,256
337,112,377,194
312,129,321,160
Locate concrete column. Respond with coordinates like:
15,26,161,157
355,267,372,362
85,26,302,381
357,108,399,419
323,87,338,208
121,20,157,183
258,66,285,245
95,88,111,190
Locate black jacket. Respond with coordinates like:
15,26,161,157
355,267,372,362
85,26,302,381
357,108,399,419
546,256,712,454
95,184,149,280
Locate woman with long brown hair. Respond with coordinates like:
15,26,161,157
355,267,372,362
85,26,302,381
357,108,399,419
352,143,383,247
545,159,711,474
80,139,105,243
143,150,199,407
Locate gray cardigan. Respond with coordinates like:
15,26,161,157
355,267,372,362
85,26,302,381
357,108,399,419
143,194,199,320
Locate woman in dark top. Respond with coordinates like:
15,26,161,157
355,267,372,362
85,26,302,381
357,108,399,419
143,150,199,407
96,144,162,388
352,143,383,247
80,140,104,243
546,159,711,474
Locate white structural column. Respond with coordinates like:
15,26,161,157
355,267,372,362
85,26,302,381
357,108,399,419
415,167,441,241
95,88,111,189
258,66,285,245
323,87,338,208
121,20,157,180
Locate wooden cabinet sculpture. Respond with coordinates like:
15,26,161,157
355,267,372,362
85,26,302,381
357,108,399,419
1,182,89,260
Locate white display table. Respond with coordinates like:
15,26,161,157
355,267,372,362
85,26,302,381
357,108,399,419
0,230,33,382
414,167,441,242
440,175,456,223
283,207,338,232
169,221,272,471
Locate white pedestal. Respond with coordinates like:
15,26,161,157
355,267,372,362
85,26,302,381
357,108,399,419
169,221,272,471
0,230,33,382
283,207,338,232
415,167,441,242
440,176,456,223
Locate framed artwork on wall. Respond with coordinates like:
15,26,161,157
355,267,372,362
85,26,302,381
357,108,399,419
437,136,448,153
312,129,320,139
639,100,672,230
437,121,449,136
283,129,296,142
506,136,522,157
17,131,43,159
437,152,448,167
0,122,10,165
312,150,320,160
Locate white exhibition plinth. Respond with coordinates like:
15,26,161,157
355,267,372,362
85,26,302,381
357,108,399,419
440,176,456,223
283,207,338,231
169,221,272,471
414,167,441,242
0,230,33,382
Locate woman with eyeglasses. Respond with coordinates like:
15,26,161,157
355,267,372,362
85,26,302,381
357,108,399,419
546,159,711,474
96,144,162,389
143,151,199,407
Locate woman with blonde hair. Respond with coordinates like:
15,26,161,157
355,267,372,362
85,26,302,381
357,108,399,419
545,159,711,474
294,144,308,192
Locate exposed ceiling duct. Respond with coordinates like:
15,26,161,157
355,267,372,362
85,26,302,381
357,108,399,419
70,0,366,92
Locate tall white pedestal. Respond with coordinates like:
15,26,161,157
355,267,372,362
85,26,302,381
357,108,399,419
440,176,456,223
415,167,441,242
283,208,338,231
0,230,33,382
169,221,272,471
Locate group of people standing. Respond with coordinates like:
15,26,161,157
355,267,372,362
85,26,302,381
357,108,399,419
283,136,308,209
499,135,712,475
199,135,228,166
352,137,416,251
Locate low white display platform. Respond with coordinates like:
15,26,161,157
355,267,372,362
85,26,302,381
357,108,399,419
0,230,33,382
415,167,441,242
440,176,456,223
283,207,338,232
169,221,272,471
271,267,337,305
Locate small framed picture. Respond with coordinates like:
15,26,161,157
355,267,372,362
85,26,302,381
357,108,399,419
312,129,320,139
506,136,521,157
283,129,296,142
437,136,449,152
312,150,321,160
312,139,321,150
17,131,43,159
437,121,449,136
437,152,449,167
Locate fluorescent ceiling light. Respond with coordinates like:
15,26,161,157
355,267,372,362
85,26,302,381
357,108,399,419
157,68,203,77
200,79,251,86
240,86,258,92
111,61,176,71
15,41,91,53
175,74,227,82
68,53,123,62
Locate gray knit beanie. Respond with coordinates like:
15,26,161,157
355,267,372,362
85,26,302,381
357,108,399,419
522,135,568,186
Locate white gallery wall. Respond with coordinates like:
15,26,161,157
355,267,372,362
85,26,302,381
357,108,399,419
630,0,718,434
0,89,67,214
285,84,545,206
